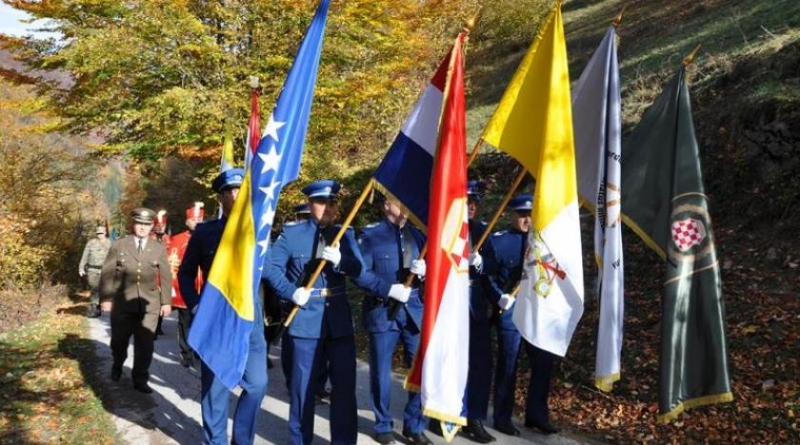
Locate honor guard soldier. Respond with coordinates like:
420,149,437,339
168,202,205,368
461,180,497,443
99,208,172,393
79,225,111,317
488,193,559,435
354,197,431,445
484,194,548,435
264,180,364,445
178,168,269,445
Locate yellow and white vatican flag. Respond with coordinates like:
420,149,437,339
482,3,584,357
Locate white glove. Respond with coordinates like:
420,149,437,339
321,246,342,267
409,259,426,278
387,284,411,303
498,294,515,310
292,287,311,306
468,252,483,269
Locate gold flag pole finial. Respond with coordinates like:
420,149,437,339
249,76,259,89
612,4,628,27
683,44,702,66
464,7,483,33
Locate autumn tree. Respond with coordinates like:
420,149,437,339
0,78,101,288
2,0,481,178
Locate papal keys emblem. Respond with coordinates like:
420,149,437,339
671,217,707,252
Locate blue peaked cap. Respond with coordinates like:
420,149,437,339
302,180,340,200
212,168,245,193
508,193,533,212
467,179,483,201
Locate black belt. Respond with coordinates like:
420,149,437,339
86,265,102,270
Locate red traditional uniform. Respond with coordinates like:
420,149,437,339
168,231,203,308
169,204,205,308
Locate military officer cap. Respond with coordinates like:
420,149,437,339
212,168,245,193
95,226,107,234
508,193,533,212
132,208,156,224
293,203,311,215
467,180,484,202
302,180,340,200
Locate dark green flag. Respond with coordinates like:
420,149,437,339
621,65,733,422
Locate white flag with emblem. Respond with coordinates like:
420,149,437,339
573,25,625,390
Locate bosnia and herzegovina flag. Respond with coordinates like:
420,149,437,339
620,62,732,422
572,24,624,391
405,32,470,440
188,0,331,390
371,43,451,229
482,3,584,357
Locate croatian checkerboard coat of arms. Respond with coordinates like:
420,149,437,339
667,198,715,264
671,217,706,252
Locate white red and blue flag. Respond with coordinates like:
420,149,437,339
371,48,451,229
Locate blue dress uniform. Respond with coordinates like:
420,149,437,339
485,194,558,435
354,218,427,439
484,194,530,434
466,219,494,418
461,180,498,443
178,168,269,445
264,181,364,445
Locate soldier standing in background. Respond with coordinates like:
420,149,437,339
99,208,172,394
484,193,552,436
168,202,205,368
79,225,112,318
355,197,431,445
461,180,497,444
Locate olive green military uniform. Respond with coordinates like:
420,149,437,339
99,234,172,386
79,236,111,314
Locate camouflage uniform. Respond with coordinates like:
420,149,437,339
79,235,111,316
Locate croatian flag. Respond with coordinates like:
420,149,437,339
406,32,470,437
371,46,451,228
188,0,331,389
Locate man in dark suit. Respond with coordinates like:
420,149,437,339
99,207,172,394
178,168,269,445
264,179,364,445
355,197,430,445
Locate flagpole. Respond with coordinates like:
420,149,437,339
471,167,528,252
282,178,377,328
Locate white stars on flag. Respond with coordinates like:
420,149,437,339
258,143,282,174
254,113,286,258
263,113,286,142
